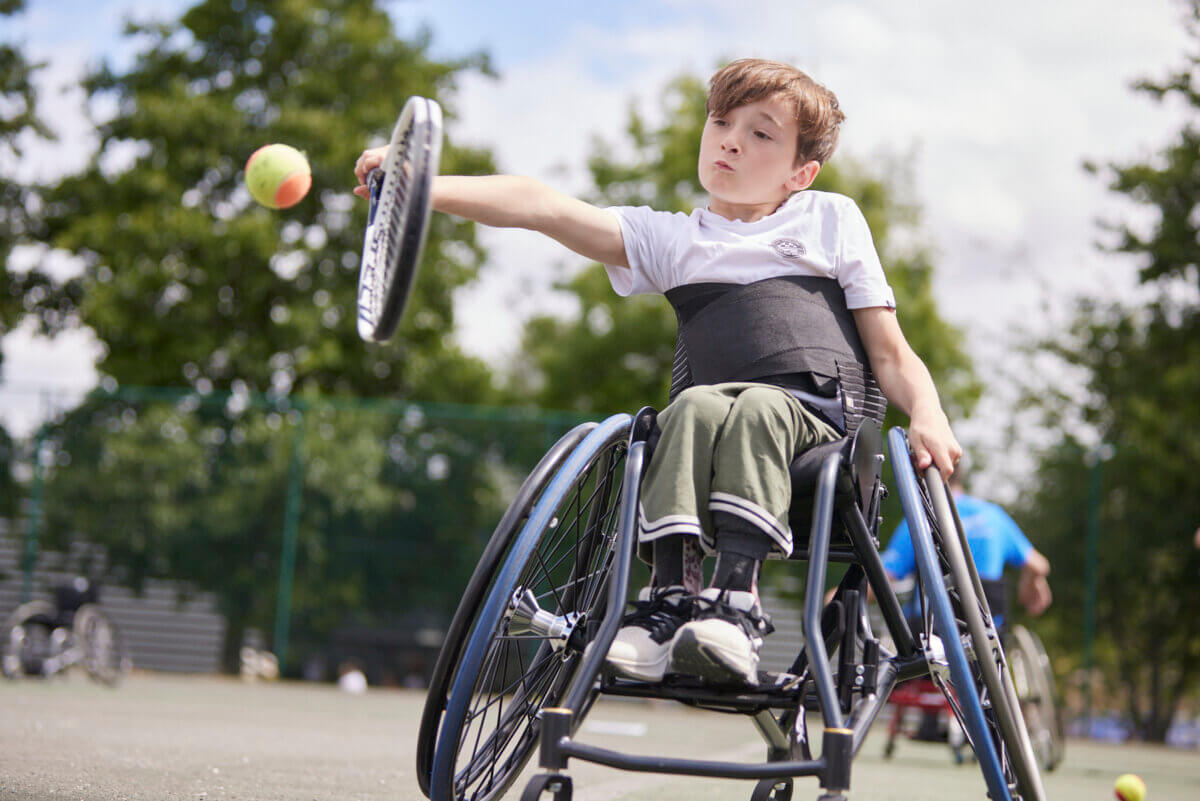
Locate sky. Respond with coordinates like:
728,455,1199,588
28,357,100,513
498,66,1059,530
1,0,1195,497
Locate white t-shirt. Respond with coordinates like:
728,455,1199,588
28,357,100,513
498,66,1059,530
604,190,895,310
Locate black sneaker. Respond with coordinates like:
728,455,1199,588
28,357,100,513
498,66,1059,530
669,588,774,685
600,586,694,682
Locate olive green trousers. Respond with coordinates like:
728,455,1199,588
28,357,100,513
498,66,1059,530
639,382,841,559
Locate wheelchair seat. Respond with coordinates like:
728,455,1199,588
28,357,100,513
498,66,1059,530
786,419,884,557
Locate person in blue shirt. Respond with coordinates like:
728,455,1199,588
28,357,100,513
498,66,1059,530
880,476,1052,631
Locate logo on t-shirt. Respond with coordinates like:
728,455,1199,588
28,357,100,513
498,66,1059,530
771,237,807,259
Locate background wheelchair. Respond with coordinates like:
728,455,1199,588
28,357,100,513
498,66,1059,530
881,623,1063,773
1006,624,1065,772
414,359,1049,801
1,577,130,686
877,574,1065,771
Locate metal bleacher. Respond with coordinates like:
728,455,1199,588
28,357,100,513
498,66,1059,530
0,518,225,674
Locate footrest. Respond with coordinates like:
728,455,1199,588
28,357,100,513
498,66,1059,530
599,670,808,711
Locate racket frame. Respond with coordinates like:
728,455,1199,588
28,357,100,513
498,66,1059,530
356,95,443,342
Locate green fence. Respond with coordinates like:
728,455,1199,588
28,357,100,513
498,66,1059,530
6,384,591,680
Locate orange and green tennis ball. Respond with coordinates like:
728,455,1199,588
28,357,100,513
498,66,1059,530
245,143,311,209
1114,773,1146,801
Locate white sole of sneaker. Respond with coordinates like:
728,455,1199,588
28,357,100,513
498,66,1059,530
586,640,669,683
605,652,668,683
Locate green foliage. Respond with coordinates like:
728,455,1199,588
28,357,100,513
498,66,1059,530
1017,0,1200,740
510,73,980,424
1,0,65,351
0,425,14,517
0,0,48,506
1089,1,1200,289
41,0,496,403
1015,300,1200,740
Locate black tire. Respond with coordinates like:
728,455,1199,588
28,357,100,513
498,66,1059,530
1007,624,1065,772
918,467,1046,801
429,414,632,801
1,601,59,679
416,421,597,796
73,604,130,686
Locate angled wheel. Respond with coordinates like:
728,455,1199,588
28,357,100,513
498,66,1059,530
73,604,130,686
1007,624,1065,771
927,470,1046,800
430,413,634,801
2,601,59,679
416,421,598,796
888,427,1045,801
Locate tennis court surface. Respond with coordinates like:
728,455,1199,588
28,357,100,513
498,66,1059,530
3,674,1197,801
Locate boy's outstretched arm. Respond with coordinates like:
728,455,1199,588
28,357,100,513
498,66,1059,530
852,307,963,478
353,147,628,269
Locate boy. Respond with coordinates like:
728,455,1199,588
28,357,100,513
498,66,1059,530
355,59,961,686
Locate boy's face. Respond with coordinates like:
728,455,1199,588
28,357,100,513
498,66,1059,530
698,94,820,214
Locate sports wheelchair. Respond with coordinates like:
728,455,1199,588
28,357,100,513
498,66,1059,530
413,374,1048,801
1,577,130,685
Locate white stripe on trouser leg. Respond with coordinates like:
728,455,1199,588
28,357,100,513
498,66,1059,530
707,492,792,557
637,502,704,542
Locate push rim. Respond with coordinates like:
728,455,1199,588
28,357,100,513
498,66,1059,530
430,415,632,801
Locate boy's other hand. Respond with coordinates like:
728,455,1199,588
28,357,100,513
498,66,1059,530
907,409,962,480
353,146,390,198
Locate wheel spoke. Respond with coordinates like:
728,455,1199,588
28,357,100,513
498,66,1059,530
463,647,559,726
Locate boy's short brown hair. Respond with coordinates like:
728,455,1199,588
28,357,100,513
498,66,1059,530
706,59,845,166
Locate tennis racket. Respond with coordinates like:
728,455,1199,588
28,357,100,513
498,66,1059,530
356,96,443,342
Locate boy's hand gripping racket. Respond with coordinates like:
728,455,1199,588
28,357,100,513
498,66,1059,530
357,96,443,342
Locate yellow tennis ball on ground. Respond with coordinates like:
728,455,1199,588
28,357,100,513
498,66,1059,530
1114,773,1146,801
245,143,311,209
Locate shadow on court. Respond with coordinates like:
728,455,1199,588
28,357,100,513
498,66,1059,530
2,673,1196,801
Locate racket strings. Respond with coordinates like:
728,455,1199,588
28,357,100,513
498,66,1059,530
376,129,418,294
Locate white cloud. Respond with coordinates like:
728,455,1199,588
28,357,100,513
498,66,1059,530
0,322,102,437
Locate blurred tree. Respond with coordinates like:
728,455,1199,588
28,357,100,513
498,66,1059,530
41,0,495,402
1,0,56,353
509,74,981,425
1092,12,1200,290
0,425,13,518
0,0,56,519
1015,0,1200,741
1015,299,1200,741
32,0,510,672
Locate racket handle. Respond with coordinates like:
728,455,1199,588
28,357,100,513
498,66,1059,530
366,168,384,223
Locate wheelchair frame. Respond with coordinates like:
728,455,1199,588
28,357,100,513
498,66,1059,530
1,596,129,685
418,410,1048,801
